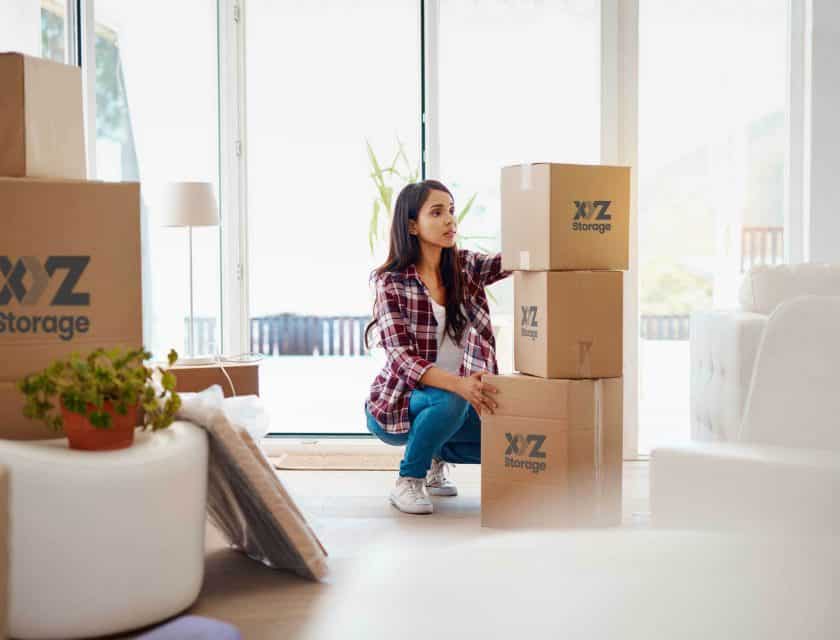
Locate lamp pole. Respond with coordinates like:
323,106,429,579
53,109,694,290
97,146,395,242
188,225,195,357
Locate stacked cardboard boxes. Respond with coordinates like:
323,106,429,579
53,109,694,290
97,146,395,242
482,162,630,528
0,52,142,439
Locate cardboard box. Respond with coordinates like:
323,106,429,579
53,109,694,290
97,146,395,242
501,163,630,271
170,361,260,398
0,178,141,439
0,465,7,637
0,52,86,179
515,270,622,379
481,374,622,529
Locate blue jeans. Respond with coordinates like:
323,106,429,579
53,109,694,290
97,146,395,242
365,387,482,478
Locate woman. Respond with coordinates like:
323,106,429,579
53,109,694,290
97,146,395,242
364,179,512,514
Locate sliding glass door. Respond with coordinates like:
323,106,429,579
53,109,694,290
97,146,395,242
637,0,789,452
245,0,421,434
92,0,222,361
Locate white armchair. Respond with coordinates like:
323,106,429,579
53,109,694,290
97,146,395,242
653,295,840,534
690,263,840,441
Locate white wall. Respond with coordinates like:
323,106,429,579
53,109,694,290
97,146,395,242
805,0,840,263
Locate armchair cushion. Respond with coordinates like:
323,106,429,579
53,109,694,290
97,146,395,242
689,310,766,441
738,263,840,314
651,443,840,533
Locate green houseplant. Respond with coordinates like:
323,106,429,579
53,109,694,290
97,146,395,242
17,347,182,451
365,137,495,255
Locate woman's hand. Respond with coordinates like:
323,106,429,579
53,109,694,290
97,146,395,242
456,371,499,416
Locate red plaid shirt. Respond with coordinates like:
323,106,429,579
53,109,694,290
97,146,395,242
366,249,512,434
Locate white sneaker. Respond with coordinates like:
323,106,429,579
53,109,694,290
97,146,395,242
426,458,458,497
390,476,433,515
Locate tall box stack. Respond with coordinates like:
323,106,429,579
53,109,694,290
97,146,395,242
482,162,630,529
0,52,142,440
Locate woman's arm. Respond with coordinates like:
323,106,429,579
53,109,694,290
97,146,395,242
461,249,512,287
418,366,461,393
419,366,499,415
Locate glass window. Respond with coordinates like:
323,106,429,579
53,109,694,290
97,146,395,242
637,0,789,452
246,0,421,434
40,1,66,62
438,0,602,373
0,1,66,62
93,0,221,361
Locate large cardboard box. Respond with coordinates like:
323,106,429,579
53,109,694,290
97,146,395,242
501,163,630,271
171,361,260,398
0,53,86,180
0,178,141,439
481,374,622,529
515,270,622,379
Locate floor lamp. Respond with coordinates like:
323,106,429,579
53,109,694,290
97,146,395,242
159,182,220,364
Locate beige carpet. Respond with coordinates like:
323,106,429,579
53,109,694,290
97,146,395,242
268,441,402,471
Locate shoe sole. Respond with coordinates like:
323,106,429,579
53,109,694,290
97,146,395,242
426,485,458,497
389,495,433,515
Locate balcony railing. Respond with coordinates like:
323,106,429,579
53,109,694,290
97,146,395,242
741,225,784,272
189,312,696,355
639,314,690,340
250,314,370,356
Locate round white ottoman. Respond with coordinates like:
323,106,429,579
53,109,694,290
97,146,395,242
0,421,208,639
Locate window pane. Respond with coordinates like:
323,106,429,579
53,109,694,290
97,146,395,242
439,0,602,373
246,0,421,434
41,1,66,62
0,1,66,62
638,0,789,452
93,1,221,361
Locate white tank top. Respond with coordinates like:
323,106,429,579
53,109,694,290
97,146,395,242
430,298,466,374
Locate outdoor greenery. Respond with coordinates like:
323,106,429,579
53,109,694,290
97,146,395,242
365,137,493,255
40,7,64,63
640,259,713,315
41,6,128,144
18,348,181,432
95,30,130,143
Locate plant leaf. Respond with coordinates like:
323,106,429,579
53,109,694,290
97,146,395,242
457,192,478,224
369,200,380,255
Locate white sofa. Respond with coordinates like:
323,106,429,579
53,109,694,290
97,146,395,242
652,295,840,534
690,263,840,441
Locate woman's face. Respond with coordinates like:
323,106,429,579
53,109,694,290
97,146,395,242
409,189,457,249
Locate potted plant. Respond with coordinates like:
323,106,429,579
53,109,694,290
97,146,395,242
17,347,182,451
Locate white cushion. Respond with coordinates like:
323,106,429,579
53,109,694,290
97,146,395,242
0,422,208,639
651,442,840,533
740,295,840,450
738,263,840,314
689,310,766,441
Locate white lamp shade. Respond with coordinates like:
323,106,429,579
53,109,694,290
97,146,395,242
158,181,220,227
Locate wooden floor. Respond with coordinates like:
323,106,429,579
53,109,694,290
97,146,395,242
155,461,650,639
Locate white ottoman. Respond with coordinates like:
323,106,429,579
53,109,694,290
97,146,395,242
0,421,208,639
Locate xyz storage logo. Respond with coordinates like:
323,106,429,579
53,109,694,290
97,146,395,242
504,433,547,474
572,200,612,234
520,305,538,340
0,256,92,342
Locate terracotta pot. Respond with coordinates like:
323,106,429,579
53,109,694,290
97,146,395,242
61,401,138,451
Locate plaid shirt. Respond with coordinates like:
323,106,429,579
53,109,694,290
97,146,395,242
366,249,512,435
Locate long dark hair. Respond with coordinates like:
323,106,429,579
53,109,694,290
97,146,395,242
364,180,468,350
